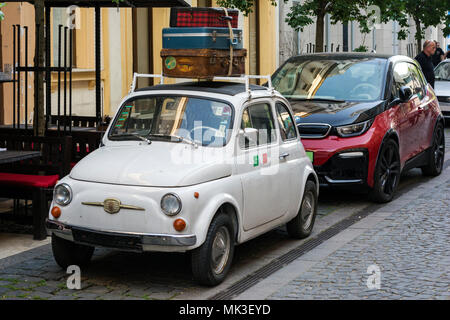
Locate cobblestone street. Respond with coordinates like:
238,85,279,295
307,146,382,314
0,128,449,300
268,170,450,300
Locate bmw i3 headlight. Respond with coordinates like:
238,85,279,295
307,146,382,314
336,119,374,137
161,193,182,216
54,183,72,206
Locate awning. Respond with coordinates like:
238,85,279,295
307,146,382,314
5,0,190,8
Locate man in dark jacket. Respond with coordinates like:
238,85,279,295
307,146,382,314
415,40,436,88
432,41,445,67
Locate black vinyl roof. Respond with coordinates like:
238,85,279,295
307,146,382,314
135,81,268,96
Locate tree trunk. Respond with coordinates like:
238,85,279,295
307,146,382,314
315,11,325,53
34,0,45,136
414,16,422,55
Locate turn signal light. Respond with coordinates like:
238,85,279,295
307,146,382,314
173,218,186,232
51,206,61,219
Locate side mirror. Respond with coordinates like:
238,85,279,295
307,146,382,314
398,86,413,102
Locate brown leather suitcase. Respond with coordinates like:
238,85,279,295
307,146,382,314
161,48,247,79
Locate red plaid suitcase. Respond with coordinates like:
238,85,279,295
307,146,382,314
170,7,239,28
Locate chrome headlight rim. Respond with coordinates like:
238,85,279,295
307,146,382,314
160,193,182,216
336,119,374,138
53,183,72,206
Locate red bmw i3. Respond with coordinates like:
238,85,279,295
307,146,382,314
272,53,445,202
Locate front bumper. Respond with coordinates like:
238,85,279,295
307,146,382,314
46,219,197,252
314,149,369,187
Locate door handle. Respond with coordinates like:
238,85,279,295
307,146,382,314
279,152,290,160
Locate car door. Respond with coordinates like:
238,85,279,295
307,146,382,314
391,62,418,163
408,63,435,152
274,101,303,216
236,101,287,231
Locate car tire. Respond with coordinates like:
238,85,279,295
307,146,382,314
369,139,401,203
51,234,94,269
421,122,445,176
191,213,235,286
286,180,318,239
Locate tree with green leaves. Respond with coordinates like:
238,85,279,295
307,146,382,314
217,0,277,15
0,3,6,21
374,0,450,52
217,0,378,53
285,0,375,52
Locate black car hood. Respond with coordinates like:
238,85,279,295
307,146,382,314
288,99,386,127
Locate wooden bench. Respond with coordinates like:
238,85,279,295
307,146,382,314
0,135,72,240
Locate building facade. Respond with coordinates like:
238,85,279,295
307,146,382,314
0,0,279,125
279,0,449,65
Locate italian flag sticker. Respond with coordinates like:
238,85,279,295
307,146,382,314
253,153,268,167
253,155,259,167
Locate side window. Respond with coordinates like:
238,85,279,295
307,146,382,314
408,64,425,100
275,103,297,141
240,103,277,148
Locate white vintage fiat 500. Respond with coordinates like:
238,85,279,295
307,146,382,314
46,75,318,286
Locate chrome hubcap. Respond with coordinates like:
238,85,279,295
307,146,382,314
211,226,231,275
301,191,315,231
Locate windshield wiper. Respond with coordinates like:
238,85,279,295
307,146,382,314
288,97,346,103
110,132,151,144
148,133,198,148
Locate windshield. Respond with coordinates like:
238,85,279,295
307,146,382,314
109,95,234,147
435,62,450,81
272,58,387,102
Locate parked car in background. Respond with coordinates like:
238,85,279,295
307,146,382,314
272,53,445,203
46,78,319,286
434,59,450,124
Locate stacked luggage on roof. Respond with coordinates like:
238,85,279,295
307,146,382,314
161,7,246,79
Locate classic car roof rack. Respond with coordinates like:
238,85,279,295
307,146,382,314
130,73,274,98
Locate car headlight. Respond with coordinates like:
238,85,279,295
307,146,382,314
54,183,72,206
336,119,373,137
161,193,182,216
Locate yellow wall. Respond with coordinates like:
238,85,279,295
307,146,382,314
0,2,36,125
152,8,170,84
75,8,95,69
258,0,277,78
120,8,133,97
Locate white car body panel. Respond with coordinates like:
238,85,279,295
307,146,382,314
434,81,450,113
48,86,318,253
434,60,450,116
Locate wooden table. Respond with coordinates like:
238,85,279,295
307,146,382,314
0,150,41,165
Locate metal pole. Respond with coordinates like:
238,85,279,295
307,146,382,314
24,26,28,130
17,24,21,128
63,26,68,133
12,25,16,129
34,23,40,133
69,28,73,133
57,24,62,133
95,6,101,124
45,5,51,131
